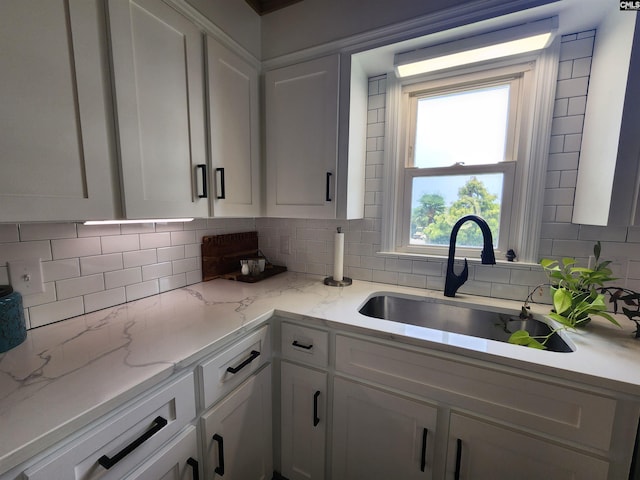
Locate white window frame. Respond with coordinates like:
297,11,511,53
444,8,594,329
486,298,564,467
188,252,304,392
381,42,560,263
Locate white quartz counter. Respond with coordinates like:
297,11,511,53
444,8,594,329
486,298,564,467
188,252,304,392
1,272,640,474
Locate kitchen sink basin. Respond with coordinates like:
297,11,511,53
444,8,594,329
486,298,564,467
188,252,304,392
359,294,572,352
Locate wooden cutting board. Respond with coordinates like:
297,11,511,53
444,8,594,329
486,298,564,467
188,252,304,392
201,231,287,282
201,231,259,281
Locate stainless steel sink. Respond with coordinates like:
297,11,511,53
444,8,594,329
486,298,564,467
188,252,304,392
359,294,573,352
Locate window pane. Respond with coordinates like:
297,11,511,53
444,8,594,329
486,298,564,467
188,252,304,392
410,173,503,247
413,85,510,168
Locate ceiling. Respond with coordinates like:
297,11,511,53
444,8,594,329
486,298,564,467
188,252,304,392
244,0,303,15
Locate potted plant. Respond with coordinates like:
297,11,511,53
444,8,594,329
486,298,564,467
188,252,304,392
509,242,622,349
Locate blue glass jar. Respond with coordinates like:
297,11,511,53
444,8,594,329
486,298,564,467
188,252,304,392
0,286,27,353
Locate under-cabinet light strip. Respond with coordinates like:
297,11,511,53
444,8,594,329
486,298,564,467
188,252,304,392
83,218,194,225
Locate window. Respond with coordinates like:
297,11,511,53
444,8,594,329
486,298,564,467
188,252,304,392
383,48,559,263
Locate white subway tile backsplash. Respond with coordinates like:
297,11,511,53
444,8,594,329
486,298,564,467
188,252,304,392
29,297,84,328
105,267,143,289
159,274,186,293
42,259,81,282
123,249,157,268
101,234,140,254
0,224,20,243
555,206,574,223
186,269,202,285
172,257,198,275
126,280,159,302
559,37,593,61
0,240,53,263
84,288,126,313
567,96,587,115
563,134,582,152
0,266,8,284
184,243,200,258
20,223,76,241
551,115,584,135
170,230,196,246
158,245,185,262
22,282,57,308
80,253,124,275
142,262,172,281
555,77,588,98
140,232,172,249
52,237,100,260
57,274,104,300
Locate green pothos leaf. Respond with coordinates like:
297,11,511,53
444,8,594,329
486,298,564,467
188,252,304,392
508,330,546,349
553,288,573,316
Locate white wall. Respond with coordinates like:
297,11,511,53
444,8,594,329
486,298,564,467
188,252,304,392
186,0,261,58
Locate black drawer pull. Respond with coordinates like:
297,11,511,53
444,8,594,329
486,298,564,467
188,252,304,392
313,390,321,427
226,350,260,374
216,167,225,199
421,428,428,472
187,457,199,480
325,172,332,201
212,434,225,476
292,340,313,350
454,438,462,480
197,164,208,198
98,416,168,469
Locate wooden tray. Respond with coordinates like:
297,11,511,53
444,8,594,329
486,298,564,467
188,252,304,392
221,265,287,283
201,232,286,282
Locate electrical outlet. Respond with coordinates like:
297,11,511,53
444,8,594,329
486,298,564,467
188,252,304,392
280,235,291,255
8,258,44,295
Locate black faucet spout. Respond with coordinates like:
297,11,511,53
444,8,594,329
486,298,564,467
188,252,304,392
444,215,496,297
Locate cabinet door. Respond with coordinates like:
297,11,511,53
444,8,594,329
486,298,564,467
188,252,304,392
280,362,327,480
108,0,208,219
201,365,272,480
122,425,199,480
207,36,261,217
446,413,609,480
0,0,118,222
265,55,339,219
332,377,438,480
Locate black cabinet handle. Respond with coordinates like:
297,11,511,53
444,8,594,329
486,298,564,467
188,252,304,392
98,416,168,469
197,164,208,198
216,167,225,199
420,428,428,472
313,390,321,427
212,434,225,476
187,457,199,480
226,350,260,374
454,438,462,480
325,172,332,201
292,340,313,350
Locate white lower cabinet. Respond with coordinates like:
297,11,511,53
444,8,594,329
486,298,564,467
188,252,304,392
24,373,196,480
280,361,327,480
446,413,609,480
201,364,273,480
332,377,438,480
122,425,200,480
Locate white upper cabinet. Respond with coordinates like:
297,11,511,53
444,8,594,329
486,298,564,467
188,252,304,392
265,54,366,219
265,55,340,219
573,12,640,226
108,0,209,219
0,0,119,222
206,36,261,217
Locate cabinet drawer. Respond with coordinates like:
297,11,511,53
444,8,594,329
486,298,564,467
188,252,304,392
335,335,617,451
24,372,196,480
281,322,329,368
199,325,271,409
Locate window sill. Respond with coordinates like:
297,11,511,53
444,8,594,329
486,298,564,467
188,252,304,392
375,251,540,269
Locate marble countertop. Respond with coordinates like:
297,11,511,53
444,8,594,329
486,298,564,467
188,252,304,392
2,272,640,475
